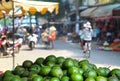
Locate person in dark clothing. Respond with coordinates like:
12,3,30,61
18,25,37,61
29,25,35,35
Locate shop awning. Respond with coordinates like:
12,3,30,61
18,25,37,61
0,0,59,18
80,7,97,17
80,3,120,19
92,3,120,18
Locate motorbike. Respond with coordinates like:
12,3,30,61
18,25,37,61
0,37,23,56
27,33,38,50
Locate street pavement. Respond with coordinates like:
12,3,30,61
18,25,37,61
0,39,120,72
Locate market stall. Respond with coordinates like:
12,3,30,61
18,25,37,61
80,3,120,51
0,0,59,68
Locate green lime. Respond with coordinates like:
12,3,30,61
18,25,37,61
13,66,25,76
61,76,69,81
50,66,63,78
10,75,21,81
34,57,44,66
3,76,13,81
73,59,79,67
79,59,89,66
68,66,79,75
50,77,60,81
110,68,120,79
44,55,56,64
29,64,41,74
108,75,119,81
84,70,97,78
85,77,95,81
97,67,107,77
62,59,74,69
45,61,56,67
56,56,65,64
3,70,13,77
22,60,33,68
32,75,43,81
96,76,107,81
70,73,83,81
39,66,51,76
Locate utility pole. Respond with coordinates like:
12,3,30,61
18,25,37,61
75,0,79,33
11,0,15,69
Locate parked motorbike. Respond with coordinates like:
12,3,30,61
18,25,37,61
27,33,38,50
8,38,23,54
0,36,23,56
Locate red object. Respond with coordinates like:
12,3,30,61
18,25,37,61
113,48,120,51
0,71,3,75
0,40,2,48
0,40,6,48
9,42,20,51
48,35,54,41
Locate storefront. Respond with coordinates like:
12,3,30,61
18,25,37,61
80,3,120,45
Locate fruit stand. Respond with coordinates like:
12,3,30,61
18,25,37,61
0,55,120,81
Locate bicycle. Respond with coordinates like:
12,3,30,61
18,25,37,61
83,41,91,58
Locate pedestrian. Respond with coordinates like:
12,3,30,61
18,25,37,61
48,25,57,49
82,21,93,53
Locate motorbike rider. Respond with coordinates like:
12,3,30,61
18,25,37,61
82,21,93,53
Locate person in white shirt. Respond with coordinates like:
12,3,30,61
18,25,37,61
82,21,93,53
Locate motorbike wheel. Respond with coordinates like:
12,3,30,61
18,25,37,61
29,42,35,50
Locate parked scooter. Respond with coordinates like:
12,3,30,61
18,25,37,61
0,35,23,56
27,33,38,50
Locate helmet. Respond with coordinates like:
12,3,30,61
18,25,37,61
83,21,92,28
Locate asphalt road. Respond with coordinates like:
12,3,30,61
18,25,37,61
0,39,120,72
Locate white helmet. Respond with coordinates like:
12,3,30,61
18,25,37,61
83,21,91,28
